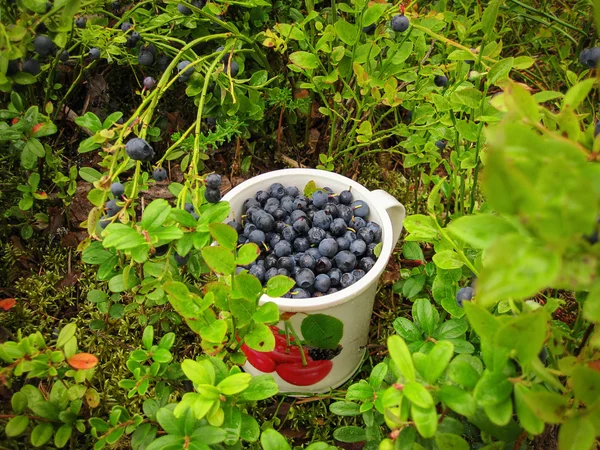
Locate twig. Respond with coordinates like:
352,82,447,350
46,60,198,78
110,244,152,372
575,324,594,356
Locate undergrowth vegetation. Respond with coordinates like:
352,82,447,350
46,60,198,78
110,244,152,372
1,0,600,449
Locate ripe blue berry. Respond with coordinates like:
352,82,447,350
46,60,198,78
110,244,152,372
340,272,355,288
138,50,154,66
291,288,311,298
89,47,101,60
204,188,221,203
293,237,310,252
435,140,447,150
249,264,266,282
307,227,327,245
34,36,55,57
177,61,194,81
456,287,474,307
143,77,157,89
177,3,192,15
285,186,299,197
23,59,41,75
296,268,315,289
274,240,292,257
315,256,332,274
350,239,367,257
75,17,86,28
206,173,222,189
318,238,338,258
299,254,316,270
391,14,409,32
265,267,278,281
248,229,266,244
359,257,376,271
126,138,154,161
315,274,331,292
105,199,120,217
313,210,332,230
351,200,370,218
111,182,125,198
152,167,167,181
434,75,448,87
268,182,286,199
334,251,357,272
293,217,310,234
312,190,329,208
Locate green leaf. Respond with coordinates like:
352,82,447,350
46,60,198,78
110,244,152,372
582,282,600,322
481,0,501,38
237,375,279,402
260,428,292,450
447,354,483,389
334,19,358,45
487,57,513,85
54,423,72,448
402,242,424,261
403,274,426,298
463,302,499,342
108,273,139,293
571,365,600,405
217,373,252,395
432,319,467,340
432,250,464,270
156,408,183,435
514,384,544,435
253,302,279,324
31,422,54,447
103,224,147,250
303,181,318,197
266,275,294,297
200,319,227,343
240,414,260,442
169,209,197,228
11,392,28,414
6,415,29,437
362,4,386,26
387,335,415,381
434,433,470,450
289,51,320,70
74,111,103,132
146,435,185,450
505,81,540,122
393,317,422,342
474,370,513,406
332,426,366,443
484,396,513,426
447,214,517,249
412,298,439,337
56,323,77,349
558,416,596,450
424,341,454,384
245,323,276,352
236,243,261,265
79,167,103,183
142,326,154,351
300,314,344,349
403,215,439,242
403,381,433,408
330,401,362,416
233,272,263,301
141,199,172,231
476,235,560,309
209,223,237,250
191,425,227,444
439,385,476,417
411,404,437,438
201,246,236,275
181,359,215,386
494,311,546,364
563,78,596,110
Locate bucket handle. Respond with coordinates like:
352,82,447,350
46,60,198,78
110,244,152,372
370,190,406,246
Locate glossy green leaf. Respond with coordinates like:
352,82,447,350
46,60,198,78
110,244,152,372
388,335,415,381
201,246,235,275
209,222,237,250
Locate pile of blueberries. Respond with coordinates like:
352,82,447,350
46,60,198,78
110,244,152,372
228,183,383,298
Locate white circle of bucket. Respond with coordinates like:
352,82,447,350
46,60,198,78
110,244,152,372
222,169,405,394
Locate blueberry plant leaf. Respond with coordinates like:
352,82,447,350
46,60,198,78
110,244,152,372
494,311,547,365
434,432,470,450
411,404,437,438
474,370,513,406
334,19,358,46
301,314,344,349
289,51,319,70
265,275,294,298
424,340,454,384
141,199,172,231
201,246,236,275
484,396,513,426
208,222,237,251
244,323,275,352
438,385,477,418
403,215,439,242
513,384,544,435
412,298,439,337
582,282,600,323
558,416,596,450
232,272,263,301
332,426,366,443
387,335,415,382
447,214,518,249
392,317,422,343
236,243,261,266
432,250,464,270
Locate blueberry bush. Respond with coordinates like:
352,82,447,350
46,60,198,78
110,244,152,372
1,0,600,449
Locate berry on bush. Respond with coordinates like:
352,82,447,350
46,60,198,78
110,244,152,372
152,167,167,181
75,17,86,28
111,182,125,198
206,173,222,189
362,23,376,35
177,4,192,15
177,61,193,81
579,47,600,68
204,188,221,203
456,287,474,307
138,51,154,66
143,77,156,89
434,75,448,87
224,60,239,77
126,138,154,161
391,14,409,32
59,50,69,62
89,47,101,60
22,59,41,75
34,36,55,57
435,140,447,150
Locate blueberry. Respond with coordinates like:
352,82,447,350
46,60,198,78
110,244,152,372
264,254,278,269
59,50,69,62
89,47,101,60
282,226,298,242
206,117,216,128
106,199,120,217
299,254,316,270
539,347,548,365
175,252,189,266
349,216,366,230
204,188,221,203
206,173,222,189
268,182,286,199
351,200,370,218
177,3,192,15
293,217,310,234
255,190,269,204
344,230,357,242
184,203,195,213
244,223,257,236
265,197,280,207
350,239,367,257
191,0,205,7
75,17,86,28
121,21,133,32
359,257,376,271
138,50,154,66
155,244,169,256
22,59,41,75
274,240,292,257
290,210,307,223
7,60,19,76
335,251,357,272
340,272,355,288
366,222,382,241
352,269,366,281
285,186,299,197
337,204,353,223
307,227,327,245
315,256,332,274
391,14,409,32
323,203,338,217
311,190,329,208
111,182,125,198
318,238,338,258
366,242,378,257
434,75,448,87
330,218,348,236
296,268,315,289
338,190,352,204
248,229,266,245
357,227,374,244
256,259,265,266
274,221,286,234
336,237,350,251
280,196,294,213
265,267,278,281
99,216,111,229
293,197,308,210
456,287,474,307
580,47,600,68
594,122,600,138
315,274,331,292
362,23,376,35
224,60,239,77
264,203,279,216
125,32,140,47
313,210,332,230
435,140,447,150
327,288,339,295
269,233,282,248
249,264,266,282
152,167,167,181
177,60,194,81
243,198,261,212
291,288,311,299
253,211,275,232
272,209,287,221
306,248,321,260
157,55,171,70
34,36,55,57
294,237,310,252
126,137,154,161
328,268,342,287
143,77,157,89
277,256,295,272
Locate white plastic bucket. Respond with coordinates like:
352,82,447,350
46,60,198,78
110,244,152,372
222,169,405,394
